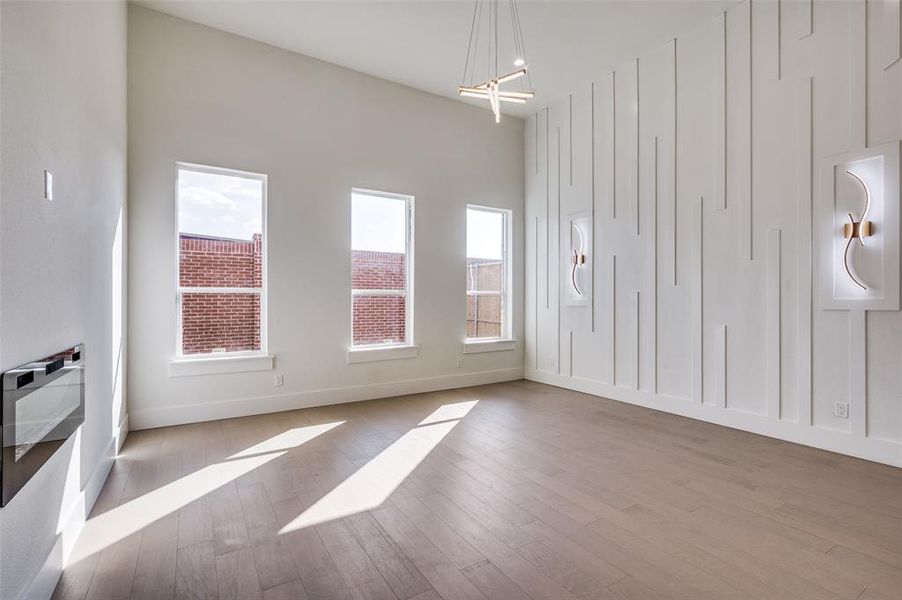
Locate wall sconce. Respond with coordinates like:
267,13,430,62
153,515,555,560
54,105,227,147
571,226,586,296
841,170,873,289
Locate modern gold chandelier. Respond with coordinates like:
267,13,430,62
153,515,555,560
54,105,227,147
458,0,534,123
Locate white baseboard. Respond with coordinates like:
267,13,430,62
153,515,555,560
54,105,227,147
130,368,524,430
526,369,902,469
23,433,119,600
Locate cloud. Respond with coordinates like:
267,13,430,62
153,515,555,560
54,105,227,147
180,186,240,211
178,168,263,241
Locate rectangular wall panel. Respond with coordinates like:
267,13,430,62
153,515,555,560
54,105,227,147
634,290,641,390
850,0,868,149
850,309,867,437
886,0,902,69
610,254,617,384
728,1,753,259
767,229,782,419
716,11,727,211
757,0,782,80
797,78,813,426
669,39,679,286
716,324,728,408
610,72,617,220
633,58,641,235
649,137,659,393
591,82,598,333
693,197,704,405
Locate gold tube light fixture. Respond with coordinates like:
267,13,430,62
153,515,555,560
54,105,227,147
458,0,535,123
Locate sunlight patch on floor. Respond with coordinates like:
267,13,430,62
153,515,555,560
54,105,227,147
279,401,478,532
68,421,343,564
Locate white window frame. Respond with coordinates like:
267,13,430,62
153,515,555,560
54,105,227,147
465,204,513,343
350,188,415,351
174,162,268,360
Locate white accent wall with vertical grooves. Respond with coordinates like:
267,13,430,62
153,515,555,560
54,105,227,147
525,0,902,467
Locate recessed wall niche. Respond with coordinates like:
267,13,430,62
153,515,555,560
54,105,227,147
564,212,592,307
817,141,900,311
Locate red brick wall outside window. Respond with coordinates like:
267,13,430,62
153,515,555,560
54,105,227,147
352,250,407,345
179,235,411,352
179,233,263,354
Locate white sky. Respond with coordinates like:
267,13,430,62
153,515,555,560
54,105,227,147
351,194,504,260
177,178,503,258
178,169,263,240
352,193,407,252
467,208,504,260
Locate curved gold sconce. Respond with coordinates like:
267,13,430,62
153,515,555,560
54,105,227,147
570,223,586,296
842,170,873,290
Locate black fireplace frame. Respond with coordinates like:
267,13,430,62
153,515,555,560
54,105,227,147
1,344,85,506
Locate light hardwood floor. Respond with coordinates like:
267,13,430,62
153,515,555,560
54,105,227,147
53,381,902,600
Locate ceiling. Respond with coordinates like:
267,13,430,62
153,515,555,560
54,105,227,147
136,0,738,118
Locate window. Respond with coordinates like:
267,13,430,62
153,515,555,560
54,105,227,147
466,206,511,340
351,189,414,347
176,164,266,357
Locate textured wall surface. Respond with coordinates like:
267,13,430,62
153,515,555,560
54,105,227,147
179,233,263,353
525,0,902,466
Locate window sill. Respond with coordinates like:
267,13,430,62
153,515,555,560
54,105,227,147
463,339,517,354
169,354,274,377
347,344,419,364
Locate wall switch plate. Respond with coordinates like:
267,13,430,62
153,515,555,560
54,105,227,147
833,401,849,418
44,170,53,201
457,357,463,369
274,374,284,386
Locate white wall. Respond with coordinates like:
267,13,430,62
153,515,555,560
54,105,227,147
127,6,524,429
526,0,902,467
0,1,128,598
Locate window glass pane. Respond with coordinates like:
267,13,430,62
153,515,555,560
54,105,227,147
181,292,261,354
178,169,263,288
351,191,410,346
467,208,505,339
177,167,264,356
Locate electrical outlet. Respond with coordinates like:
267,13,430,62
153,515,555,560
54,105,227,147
457,357,463,369
833,401,849,419
274,374,284,387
